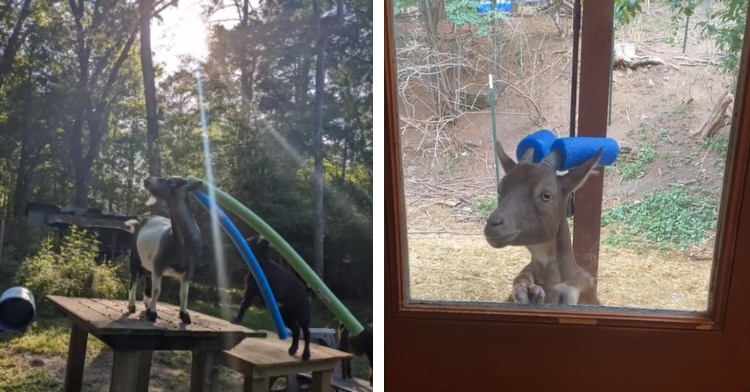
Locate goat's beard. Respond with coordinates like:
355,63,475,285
145,195,158,206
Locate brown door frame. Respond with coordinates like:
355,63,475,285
385,0,750,389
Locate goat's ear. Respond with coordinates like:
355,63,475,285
559,147,603,195
184,180,203,193
495,141,516,174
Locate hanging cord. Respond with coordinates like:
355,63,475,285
566,0,582,218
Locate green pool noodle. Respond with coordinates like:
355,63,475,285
186,176,365,336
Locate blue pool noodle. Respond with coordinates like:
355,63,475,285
550,137,620,171
192,191,288,340
515,129,557,163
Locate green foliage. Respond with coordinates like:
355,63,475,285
615,0,644,26
0,367,62,392
472,197,498,216
601,186,719,250
616,124,657,180
16,226,126,301
394,0,419,12
698,0,748,75
445,0,509,35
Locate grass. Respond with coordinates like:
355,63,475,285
601,184,720,250
472,197,497,216
617,123,657,180
0,365,62,392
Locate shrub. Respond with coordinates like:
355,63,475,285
16,226,126,300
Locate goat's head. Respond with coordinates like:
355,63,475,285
143,176,203,206
246,234,271,258
483,141,602,249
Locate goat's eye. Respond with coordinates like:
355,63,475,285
541,192,553,201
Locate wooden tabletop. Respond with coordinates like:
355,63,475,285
221,332,353,378
48,295,266,351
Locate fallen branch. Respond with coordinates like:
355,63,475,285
614,43,680,70
692,91,734,139
673,56,719,66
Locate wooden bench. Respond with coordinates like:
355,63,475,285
298,372,373,392
48,295,266,392
220,332,353,392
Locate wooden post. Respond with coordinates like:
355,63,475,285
572,0,614,303
311,370,333,392
110,350,153,392
111,230,116,260
190,351,220,392
63,324,88,392
243,376,270,392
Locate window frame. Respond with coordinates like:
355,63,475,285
385,0,750,332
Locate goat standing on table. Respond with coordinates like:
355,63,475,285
483,142,602,305
125,176,203,324
231,235,312,361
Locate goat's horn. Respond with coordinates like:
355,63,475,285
520,148,534,163
540,149,562,170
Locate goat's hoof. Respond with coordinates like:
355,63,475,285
511,284,531,303
127,305,136,314
145,309,158,322
230,318,241,325
179,311,192,324
301,350,311,361
528,285,546,304
288,346,298,356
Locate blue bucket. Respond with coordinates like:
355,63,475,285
0,286,36,333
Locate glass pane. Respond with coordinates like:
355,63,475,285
394,0,747,312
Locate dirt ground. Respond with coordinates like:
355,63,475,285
395,4,734,311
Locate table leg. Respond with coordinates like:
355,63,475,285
286,374,301,392
242,376,269,392
63,324,88,392
110,350,153,392
311,370,333,392
190,351,220,392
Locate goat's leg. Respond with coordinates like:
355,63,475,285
231,285,256,325
548,269,595,305
341,358,351,379
143,273,152,309
145,273,162,321
178,279,192,324
509,263,545,303
127,271,139,313
300,321,311,361
287,322,301,357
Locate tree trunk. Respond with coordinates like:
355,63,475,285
312,0,328,278
238,0,255,112
12,140,31,217
72,161,91,207
0,0,33,88
310,0,344,278
140,0,164,216
66,0,137,208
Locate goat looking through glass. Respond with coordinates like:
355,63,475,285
483,141,603,305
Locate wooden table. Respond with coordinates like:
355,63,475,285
48,295,266,392
220,332,353,392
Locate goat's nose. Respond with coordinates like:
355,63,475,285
488,217,504,227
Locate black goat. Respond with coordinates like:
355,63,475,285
231,235,312,361
339,323,373,386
